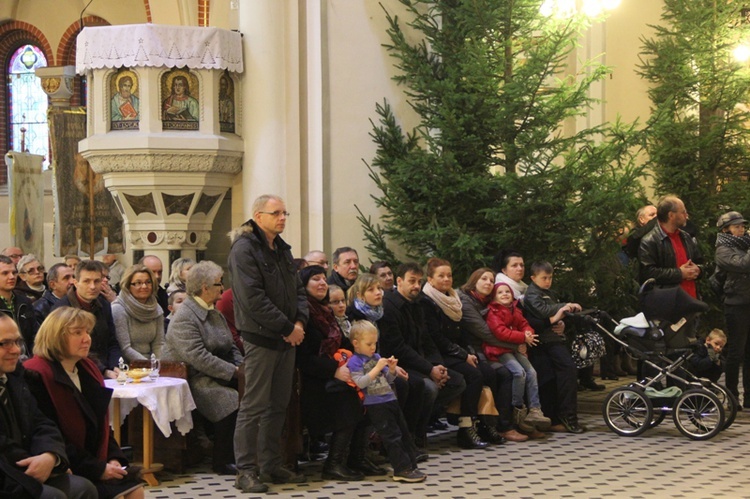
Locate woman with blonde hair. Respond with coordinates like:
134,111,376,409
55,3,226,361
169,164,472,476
112,264,165,361
24,307,145,499
167,257,195,294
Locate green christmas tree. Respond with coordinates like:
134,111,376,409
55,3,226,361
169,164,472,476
639,0,750,247
359,0,646,313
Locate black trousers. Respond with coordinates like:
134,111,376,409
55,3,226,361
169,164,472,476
366,400,418,473
529,342,577,423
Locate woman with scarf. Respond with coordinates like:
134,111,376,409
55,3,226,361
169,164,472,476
112,264,165,362
458,268,528,442
24,307,145,499
715,211,750,407
420,258,498,449
295,266,381,481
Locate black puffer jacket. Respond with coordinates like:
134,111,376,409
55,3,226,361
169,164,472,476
638,222,704,287
715,233,750,306
228,219,308,350
0,291,39,357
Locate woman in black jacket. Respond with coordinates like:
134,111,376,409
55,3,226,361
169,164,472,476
420,258,502,449
295,266,381,481
714,211,750,407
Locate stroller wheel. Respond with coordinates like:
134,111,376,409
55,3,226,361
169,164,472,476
602,387,653,437
672,389,725,440
649,409,667,428
708,385,738,430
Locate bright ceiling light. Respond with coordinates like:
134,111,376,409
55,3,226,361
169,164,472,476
733,44,750,63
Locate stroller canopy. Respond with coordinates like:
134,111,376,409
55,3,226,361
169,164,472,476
640,285,709,324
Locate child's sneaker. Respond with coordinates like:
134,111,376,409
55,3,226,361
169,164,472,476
393,468,427,483
525,407,551,431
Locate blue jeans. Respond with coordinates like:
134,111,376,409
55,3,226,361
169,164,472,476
499,352,540,409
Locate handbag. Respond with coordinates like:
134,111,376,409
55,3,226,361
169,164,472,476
571,329,606,368
447,386,499,416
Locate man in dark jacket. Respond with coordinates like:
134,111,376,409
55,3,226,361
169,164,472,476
52,260,121,378
378,262,465,448
327,246,359,294
638,195,704,298
33,264,75,323
0,315,96,498
0,256,39,357
229,194,308,493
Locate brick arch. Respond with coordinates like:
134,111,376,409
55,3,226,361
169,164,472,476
0,21,54,184
57,15,110,67
58,16,110,107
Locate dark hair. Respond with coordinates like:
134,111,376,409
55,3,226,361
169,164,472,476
656,195,681,223
425,258,451,278
75,260,104,280
492,249,523,274
529,261,553,276
369,261,391,274
0,255,13,266
460,267,495,293
332,247,358,265
395,262,423,280
46,263,70,285
293,258,309,271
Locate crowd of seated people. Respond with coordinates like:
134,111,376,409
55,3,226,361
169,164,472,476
2,240,635,493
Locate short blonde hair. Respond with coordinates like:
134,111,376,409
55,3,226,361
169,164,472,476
707,328,727,343
33,307,96,361
349,320,378,342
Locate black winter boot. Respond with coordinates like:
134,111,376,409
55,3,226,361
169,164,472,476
347,426,387,476
322,430,365,481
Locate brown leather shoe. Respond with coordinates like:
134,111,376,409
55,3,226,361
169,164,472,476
500,429,529,442
524,428,547,440
548,424,567,433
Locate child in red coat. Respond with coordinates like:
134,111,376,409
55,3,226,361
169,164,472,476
484,283,550,432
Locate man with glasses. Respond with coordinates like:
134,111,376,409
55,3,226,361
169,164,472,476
0,315,97,498
638,195,704,298
303,250,329,272
229,194,308,493
15,254,46,302
52,261,121,378
0,256,38,356
33,264,75,322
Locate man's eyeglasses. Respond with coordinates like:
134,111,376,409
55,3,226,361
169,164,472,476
20,266,45,275
0,338,24,349
258,210,290,218
130,281,153,288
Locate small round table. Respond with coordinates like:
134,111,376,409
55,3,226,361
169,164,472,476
106,377,196,486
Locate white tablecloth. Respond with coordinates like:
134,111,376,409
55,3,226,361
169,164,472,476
76,24,244,73
105,377,196,437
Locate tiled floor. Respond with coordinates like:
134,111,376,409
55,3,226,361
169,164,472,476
146,378,750,498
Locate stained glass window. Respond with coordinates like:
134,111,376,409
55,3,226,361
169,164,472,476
8,44,48,167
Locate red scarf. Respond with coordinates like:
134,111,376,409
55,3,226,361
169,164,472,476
24,356,109,462
307,297,342,358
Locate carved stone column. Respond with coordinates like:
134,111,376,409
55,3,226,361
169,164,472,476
35,66,75,108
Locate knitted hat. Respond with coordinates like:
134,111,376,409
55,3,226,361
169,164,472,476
490,281,514,302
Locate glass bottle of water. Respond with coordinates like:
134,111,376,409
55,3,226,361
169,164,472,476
149,353,160,381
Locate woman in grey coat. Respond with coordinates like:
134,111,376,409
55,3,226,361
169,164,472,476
163,260,243,475
714,211,750,407
112,264,165,361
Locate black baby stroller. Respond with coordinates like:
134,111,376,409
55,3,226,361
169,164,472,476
567,279,737,440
